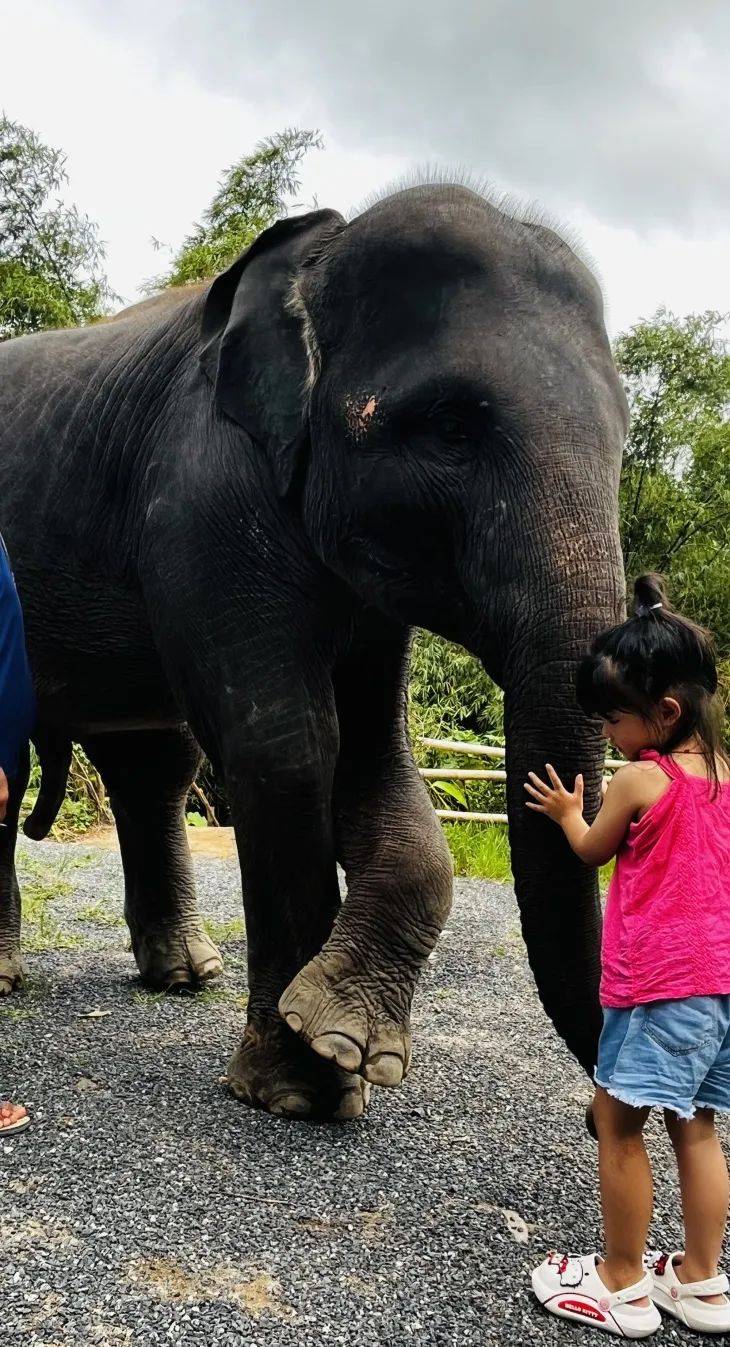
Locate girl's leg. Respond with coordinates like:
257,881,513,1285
592,1086,653,1303
664,1107,729,1305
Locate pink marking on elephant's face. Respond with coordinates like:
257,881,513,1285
344,393,381,441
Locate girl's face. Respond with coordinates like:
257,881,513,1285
600,697,683,760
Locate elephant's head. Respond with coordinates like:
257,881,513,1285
200,184,628,1075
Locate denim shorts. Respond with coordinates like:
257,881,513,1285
595,995,730,1120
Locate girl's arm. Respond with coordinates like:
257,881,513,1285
524,764,644,867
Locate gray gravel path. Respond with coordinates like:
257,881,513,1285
1,840,723,1346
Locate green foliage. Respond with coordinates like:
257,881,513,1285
202,917,245,946
430,778,468,808
408,631,506,818
444,823,616,887
599,859,616,893
74,902,123,928
154,128,322,288
445,822,512,882
409,631,503,747
16,850,87,951
22,746,112,839
0,114,111,339
616,309,730,653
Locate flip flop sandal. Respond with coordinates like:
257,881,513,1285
646,1250,730,1334
532,1252,661,1337
0,1104,30,1137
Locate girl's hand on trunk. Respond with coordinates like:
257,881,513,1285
524,764,584,823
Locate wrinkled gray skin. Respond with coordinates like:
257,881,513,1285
0,185,626,1120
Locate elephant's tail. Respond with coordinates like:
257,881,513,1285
24,728,72,840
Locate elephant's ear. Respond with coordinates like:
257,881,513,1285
200,209,345,495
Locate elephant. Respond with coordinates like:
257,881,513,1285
0,182,627,1119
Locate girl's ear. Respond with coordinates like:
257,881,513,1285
660,696,682,727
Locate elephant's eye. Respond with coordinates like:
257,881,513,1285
428,403,483,446
433,412,469,443
395,391,494,451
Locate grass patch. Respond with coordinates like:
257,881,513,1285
203,918,245,946
132,988,167,1007
193,985,233,1007
17,853,87,952
444,822,617,891
0,1005,36,1021
599,859,616,892
22,925,86,953
132,984,246,1011
445,823,512,882
75,902,124,927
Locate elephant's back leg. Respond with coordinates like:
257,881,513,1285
80,726,223,991
0,747,31,995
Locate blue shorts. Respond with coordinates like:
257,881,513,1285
595,995,730,1120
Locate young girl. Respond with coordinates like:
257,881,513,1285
528,574,730,1338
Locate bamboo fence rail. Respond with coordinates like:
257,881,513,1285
418,737,625,824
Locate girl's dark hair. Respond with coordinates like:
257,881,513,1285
576,573,729,793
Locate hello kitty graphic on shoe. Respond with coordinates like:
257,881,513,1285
532,1252,660,1337
546,1252,585,1288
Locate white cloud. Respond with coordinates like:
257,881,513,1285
1,0,728,333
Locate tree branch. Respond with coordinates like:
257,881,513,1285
0,162,78,322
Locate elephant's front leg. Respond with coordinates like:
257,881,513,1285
279,617,453,1087
220,691,371,1121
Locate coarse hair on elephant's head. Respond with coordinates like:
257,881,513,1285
199,182,627,680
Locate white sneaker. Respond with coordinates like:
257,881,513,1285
646,1250,730,1334
532,1252,662,1337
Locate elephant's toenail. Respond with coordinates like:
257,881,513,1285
364,1052,404,1087
270,1093,313,1116
197,958,223,980
285,1012,303,1032
311,1033,362,1073
335,1090,366,1120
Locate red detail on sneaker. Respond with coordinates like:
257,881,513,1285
558,1299,607,1323
654,1253,670,1276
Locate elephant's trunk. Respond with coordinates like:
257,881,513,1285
484,496,624,1075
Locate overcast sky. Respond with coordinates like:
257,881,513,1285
2,0,729,335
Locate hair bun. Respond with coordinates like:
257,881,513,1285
633,572,669,618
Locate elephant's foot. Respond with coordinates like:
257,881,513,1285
0,950,24,997
278,947,413,1087
130,918,224,992
226,1018,370,1120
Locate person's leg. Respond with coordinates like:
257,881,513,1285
664,1107,729,1305
592,1085,653,1304
0,746,31,995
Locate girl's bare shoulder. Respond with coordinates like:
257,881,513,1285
613,760,666,781
611,761,670,807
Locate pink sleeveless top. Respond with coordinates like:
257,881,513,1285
600,750,730,1008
